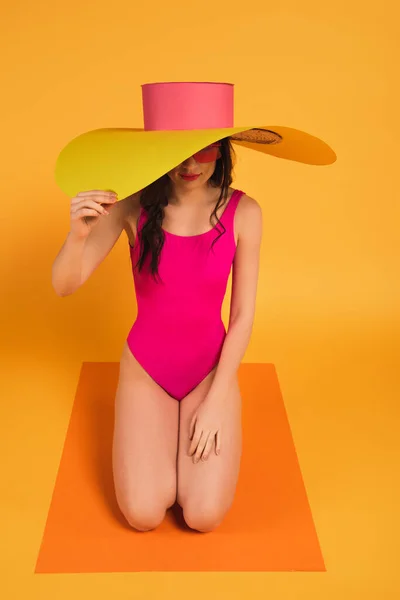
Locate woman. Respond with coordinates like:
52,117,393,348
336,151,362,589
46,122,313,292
52,137,262,533
115,137,262,533
52,81,333,533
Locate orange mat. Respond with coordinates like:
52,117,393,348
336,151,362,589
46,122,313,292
35,362,325,573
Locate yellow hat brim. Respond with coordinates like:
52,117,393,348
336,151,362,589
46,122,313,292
55,125,336,199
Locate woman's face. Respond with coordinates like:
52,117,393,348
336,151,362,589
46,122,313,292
167,142,221,189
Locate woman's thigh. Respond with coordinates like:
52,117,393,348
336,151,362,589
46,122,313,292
113,341,180,531
177,369,243,531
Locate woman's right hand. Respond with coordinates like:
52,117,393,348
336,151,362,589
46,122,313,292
69,190,118,239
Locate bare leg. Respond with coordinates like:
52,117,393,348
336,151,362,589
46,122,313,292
177,368,242,532
112,341,180,531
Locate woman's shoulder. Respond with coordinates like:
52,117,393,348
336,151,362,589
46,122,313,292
234,190,262,238
231,188,260,212
234,188,260,209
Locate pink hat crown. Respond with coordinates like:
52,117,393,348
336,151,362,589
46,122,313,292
141,82,234,131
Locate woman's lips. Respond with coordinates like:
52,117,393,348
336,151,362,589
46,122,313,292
180,173,200,181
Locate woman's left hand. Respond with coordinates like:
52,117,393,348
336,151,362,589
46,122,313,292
188,396,225,463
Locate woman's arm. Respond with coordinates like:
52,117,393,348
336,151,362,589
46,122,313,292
206,194,263,403
52,195,134,297
51,231,88,297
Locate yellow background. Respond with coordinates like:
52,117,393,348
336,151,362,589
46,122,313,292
1,0,398,598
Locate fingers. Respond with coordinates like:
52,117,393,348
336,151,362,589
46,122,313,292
215,429,221,455
71,190,118,210
200,432,215,462
189,413,196,441
71,202,105,217
76,190,117,201
193,431,210,463
189,428,218,463
187,413,221,463
188,426,202,457
71,191,118,219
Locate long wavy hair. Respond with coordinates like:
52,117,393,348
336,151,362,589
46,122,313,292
133,137,236,282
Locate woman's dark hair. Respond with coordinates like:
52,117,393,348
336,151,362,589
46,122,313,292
133,137,236,282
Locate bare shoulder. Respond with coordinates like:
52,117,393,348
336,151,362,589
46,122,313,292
236,192,263,243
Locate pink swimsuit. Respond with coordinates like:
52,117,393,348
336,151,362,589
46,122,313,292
126,188,245,401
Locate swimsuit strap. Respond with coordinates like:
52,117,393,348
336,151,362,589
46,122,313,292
217,188,244,230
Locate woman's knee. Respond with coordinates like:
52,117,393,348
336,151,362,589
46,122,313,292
121,499,168,532
114,474,177,531
182,500,228,533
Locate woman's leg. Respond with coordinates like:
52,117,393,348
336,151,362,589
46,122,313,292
112,341,180,531
177,368,243,532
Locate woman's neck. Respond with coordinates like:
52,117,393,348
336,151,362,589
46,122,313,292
168,183,221,207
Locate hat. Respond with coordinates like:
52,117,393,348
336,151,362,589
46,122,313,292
55,82,336,199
